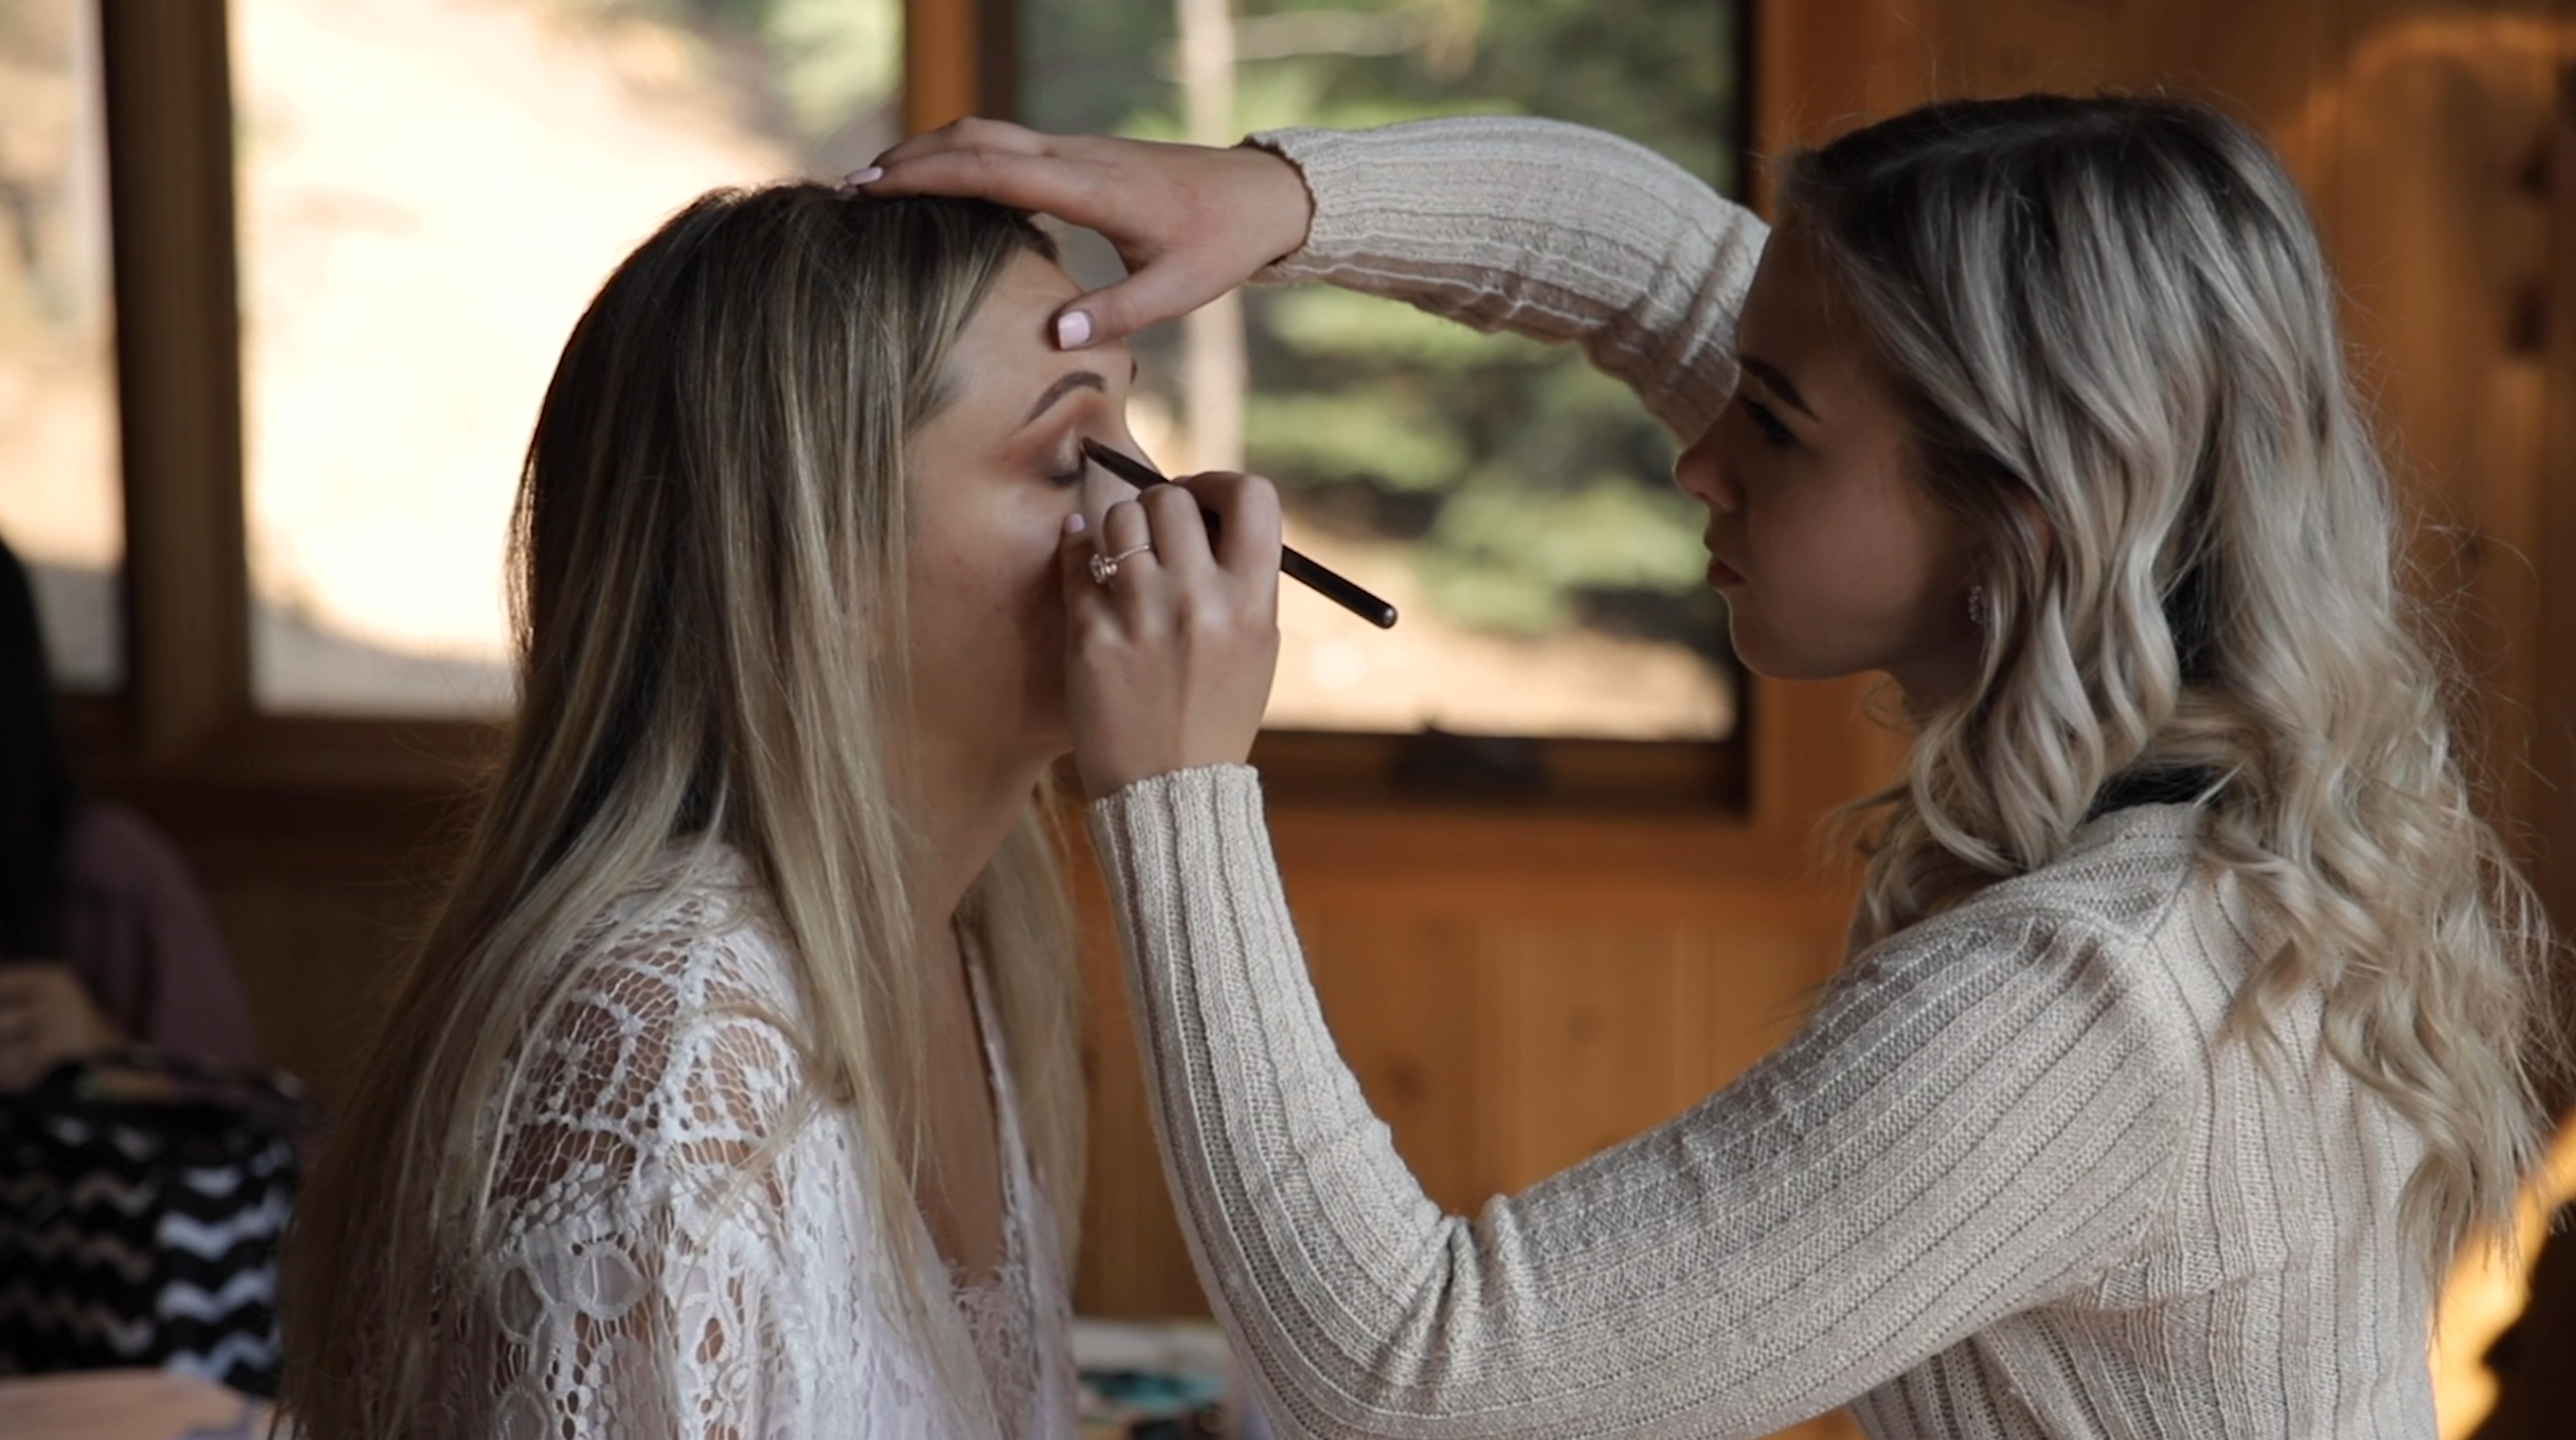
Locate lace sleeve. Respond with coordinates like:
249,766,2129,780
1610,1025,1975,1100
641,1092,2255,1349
452,910,856,1440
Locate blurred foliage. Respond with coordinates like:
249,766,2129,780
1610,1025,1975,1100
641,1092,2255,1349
580,0,899,154
0,0,89,340
1023,0,1741,648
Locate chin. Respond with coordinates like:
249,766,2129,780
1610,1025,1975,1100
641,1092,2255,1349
1726,623,1859,685
1024,720,1076,776
1725,620,1799,682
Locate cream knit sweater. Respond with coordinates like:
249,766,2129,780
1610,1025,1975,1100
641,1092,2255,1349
1086,119,2435,1440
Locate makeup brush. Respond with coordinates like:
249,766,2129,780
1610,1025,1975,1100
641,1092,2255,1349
1081,439,1399,630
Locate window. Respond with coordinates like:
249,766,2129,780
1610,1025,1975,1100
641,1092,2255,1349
0,0,122,693
228,0,903,713
1022,0,1747,750
88,0,1753,811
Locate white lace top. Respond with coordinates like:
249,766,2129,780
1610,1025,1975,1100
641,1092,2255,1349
434,847,1077,1439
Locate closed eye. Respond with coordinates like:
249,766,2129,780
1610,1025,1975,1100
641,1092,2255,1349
1737,394,1795,449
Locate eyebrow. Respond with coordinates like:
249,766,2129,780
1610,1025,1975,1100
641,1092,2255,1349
1016,356,1143,431
1740,356,1817,421
1018,371,1106,429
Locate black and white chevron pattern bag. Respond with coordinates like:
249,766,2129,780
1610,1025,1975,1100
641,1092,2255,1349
0,1053,322,1398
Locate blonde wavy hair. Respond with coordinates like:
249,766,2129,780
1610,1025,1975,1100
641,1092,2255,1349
281,186,1083,1436
1787,95,2559,1286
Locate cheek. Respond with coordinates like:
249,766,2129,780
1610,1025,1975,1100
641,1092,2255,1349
954,505,1077,724
1740,473,1960,662
908,494,1067,690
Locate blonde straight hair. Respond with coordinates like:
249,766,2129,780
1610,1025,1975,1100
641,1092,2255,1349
1786,95,2559,1289
280,186,1084,1437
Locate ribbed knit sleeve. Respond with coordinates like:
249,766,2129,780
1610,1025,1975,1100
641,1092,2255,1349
1087,767,2197,1440
1245,117,1767,441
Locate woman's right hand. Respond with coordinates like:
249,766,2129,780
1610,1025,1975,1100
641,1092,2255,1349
861,119,1313,349
1058,472,1282,797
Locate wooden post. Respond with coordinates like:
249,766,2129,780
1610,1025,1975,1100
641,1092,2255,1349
1175,0,1245,470
2537,23,2576,1001
904,0,1017,135
96,0,251,764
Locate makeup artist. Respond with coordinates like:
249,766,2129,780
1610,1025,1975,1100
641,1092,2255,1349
863,102,2561,1440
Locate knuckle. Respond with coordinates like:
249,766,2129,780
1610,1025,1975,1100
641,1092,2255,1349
1144,490,1197,530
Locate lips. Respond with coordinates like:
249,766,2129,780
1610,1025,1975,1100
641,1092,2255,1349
1704,548,1747,589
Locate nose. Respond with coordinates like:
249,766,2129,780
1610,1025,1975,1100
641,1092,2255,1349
1672,414,1739,514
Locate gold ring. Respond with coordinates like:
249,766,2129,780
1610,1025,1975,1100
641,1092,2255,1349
1089,543,1152,587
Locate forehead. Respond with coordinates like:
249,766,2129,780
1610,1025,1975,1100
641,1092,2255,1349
928,250,1091,420
951,250,1082,364
1738,223,1891,403
1739,224,1838,351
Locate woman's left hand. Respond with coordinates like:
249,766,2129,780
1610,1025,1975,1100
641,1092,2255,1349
0,962,123,1092
1061,473,1282,796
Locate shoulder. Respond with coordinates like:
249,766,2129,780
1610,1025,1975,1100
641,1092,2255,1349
1875,803,2210,983
549,844,802,1038
61,802,208,912
1829,805,2218,1090
1946,802,2208,950
493,845,828,1230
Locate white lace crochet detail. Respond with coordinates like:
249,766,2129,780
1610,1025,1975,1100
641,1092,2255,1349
954,954,1051,1440
431,848,1076,1439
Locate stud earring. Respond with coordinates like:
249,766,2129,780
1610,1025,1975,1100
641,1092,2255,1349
1967,584,1990,629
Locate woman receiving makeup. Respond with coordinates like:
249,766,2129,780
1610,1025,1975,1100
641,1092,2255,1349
865,100,2560,1438
282,190,1163,1439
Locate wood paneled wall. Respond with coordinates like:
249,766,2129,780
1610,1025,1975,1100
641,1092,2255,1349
1760,0,2576,932
74,6,2576,1440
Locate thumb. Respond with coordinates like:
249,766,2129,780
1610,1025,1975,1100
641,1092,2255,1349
1057,511,1105,631
1053,260,1237,348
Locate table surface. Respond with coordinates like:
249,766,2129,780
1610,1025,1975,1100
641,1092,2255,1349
0,1369,268,1440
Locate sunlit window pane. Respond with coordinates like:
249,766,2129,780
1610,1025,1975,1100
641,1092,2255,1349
232,0,901,714
1025,0,1743,741
0,0,122,694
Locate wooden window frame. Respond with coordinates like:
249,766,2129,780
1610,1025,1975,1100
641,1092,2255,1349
69,0,1884,887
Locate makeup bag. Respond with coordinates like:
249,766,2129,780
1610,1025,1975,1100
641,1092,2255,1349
0,1052,322,1397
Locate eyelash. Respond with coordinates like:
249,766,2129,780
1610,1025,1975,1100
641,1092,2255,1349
1046,448,1090,488
1738,395,1795,449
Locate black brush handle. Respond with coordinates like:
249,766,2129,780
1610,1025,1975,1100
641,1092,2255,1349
1081,439,1400,629
1279,550,1398,628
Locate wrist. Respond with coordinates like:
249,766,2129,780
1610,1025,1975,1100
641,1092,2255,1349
1234,139,1315,265
1083,758,1254,807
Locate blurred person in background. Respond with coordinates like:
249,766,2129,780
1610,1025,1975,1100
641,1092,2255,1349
0,532,258,1089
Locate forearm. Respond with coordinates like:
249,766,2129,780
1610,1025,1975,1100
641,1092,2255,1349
1248,116,1767,439
1089,769,1836,1440
1088,768,2191,1440
1090,767,1545,1439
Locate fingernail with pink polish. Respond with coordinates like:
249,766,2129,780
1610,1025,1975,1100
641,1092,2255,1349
1054,310,1093,349
1063,511,1087,535
836,167,883,196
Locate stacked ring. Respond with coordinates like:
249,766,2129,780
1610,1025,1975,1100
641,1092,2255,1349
1089,543,1153,587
